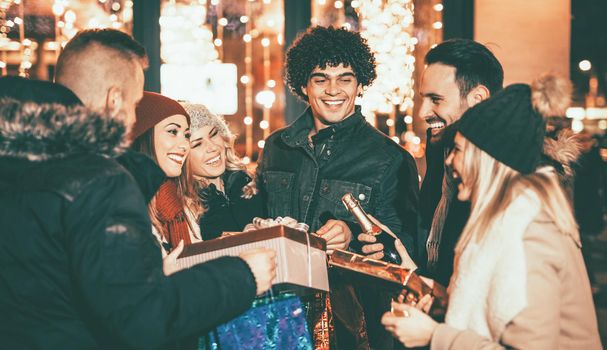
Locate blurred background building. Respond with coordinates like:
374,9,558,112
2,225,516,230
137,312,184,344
0,0,604,166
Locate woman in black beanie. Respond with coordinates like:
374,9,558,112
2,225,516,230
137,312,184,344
382,75,602,349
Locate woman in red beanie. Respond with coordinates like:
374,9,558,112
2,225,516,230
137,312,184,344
131,91,201,263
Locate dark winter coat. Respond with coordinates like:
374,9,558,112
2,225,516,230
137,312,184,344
419,128,470,287
199,170,266,240
0,100,257,350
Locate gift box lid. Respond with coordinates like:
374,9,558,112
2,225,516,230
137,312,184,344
179,225,326,258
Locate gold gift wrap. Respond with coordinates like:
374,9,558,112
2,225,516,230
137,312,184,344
328,250,446,315
175,225,330,294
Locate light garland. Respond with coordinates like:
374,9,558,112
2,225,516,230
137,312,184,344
356,0,417,139
0,0,131,78
244,0,254,159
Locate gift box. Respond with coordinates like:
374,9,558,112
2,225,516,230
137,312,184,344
328,249,446,315
176,225,329,294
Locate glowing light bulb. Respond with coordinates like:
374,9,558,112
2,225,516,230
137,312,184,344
52,3,65,16
244,116,253,125
579,60,592,72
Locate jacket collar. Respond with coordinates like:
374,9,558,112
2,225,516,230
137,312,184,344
0,98,128,161
281,105,365,147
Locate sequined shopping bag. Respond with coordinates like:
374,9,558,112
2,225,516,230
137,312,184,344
203,293,313,350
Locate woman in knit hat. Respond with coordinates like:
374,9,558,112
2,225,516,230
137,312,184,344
179,103,265,240
382,77,602,349
130,92,198,257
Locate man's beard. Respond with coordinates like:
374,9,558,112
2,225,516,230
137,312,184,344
428,121,458,148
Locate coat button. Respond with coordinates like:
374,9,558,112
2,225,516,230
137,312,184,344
326,150,332,156
281,178,288,186
303,195,310,202
321,186,329,194
358,193,366,201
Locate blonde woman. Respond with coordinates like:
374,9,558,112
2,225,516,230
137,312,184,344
382,82,602,349
180,103,265,240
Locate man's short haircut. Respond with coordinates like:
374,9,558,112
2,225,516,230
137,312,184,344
56,28,147,76
425,39,504,97
285,26,377,101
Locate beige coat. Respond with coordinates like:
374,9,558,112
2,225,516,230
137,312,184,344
431,212,602,350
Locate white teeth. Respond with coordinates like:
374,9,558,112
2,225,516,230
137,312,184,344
429,122,445,129
324,100,344,106
168,154,184,162
206,155,221,165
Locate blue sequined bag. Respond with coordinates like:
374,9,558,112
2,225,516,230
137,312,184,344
203,293,313,350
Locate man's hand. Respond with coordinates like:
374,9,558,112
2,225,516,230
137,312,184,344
315,219,352,255
239,248,277,295
358,233,384,260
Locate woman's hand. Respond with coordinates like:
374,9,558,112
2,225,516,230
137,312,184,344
382,302,439,348
163,240,184,276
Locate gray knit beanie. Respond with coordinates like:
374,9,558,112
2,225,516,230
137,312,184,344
180,103,231,138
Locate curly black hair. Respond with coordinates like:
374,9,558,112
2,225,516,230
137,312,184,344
285,26,377,101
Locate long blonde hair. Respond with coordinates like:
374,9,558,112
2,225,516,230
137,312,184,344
455,137,579,256
179,130,257,221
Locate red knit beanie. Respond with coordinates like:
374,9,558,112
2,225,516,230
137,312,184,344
131,92,190,141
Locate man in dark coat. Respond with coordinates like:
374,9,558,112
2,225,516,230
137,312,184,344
0,33,276,350
416,40,503,286
257,26,420,349
55,28,163,203
361,39,504,288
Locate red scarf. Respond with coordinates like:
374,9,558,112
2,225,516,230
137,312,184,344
155,179,192,248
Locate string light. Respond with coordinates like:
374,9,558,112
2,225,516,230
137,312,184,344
244,0,254,158
357,0,417,139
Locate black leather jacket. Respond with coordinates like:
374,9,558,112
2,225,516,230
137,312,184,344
257,107,420,260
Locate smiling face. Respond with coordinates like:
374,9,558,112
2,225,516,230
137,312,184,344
153,114,190,178
445,132,472,201
419,63,469,143
188,125,227,184
302,64,363,131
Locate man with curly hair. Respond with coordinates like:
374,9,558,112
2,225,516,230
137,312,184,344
257,26,419,349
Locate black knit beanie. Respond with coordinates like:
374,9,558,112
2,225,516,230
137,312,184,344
457,84,546,174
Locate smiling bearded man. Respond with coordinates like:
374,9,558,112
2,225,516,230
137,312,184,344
417,39,503,286
256,26,420,349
